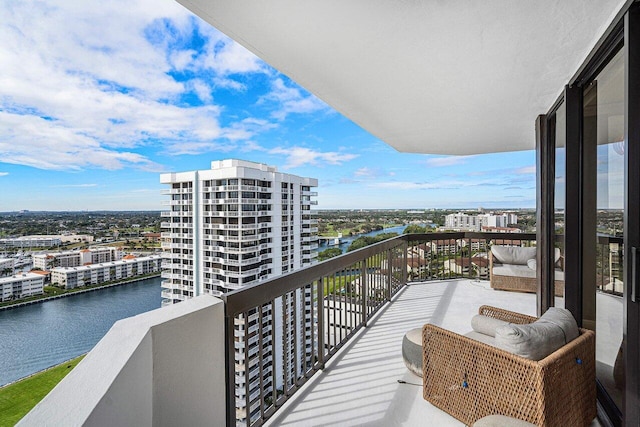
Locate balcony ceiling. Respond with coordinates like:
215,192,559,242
177,0,627,155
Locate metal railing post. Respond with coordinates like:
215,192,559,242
361,259,368,327
402,241,408,287
317,277,325,370
386,249,392,301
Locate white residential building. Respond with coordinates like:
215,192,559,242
479,212,518,228
445,212,518,231
50,254,161,289
0,272,45,302
33,247,123,270
0,258,13,277
0,236,62,248
444,212,482,230
160,159,318,425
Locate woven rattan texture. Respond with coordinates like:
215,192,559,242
489,256,565,297
422,306,595,426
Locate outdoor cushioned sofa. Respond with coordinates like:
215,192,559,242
489,245,564,296
422,305,596,426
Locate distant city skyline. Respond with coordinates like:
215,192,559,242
0,0,536,212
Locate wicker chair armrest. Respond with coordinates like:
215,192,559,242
535,328,596,426
478,305,537,324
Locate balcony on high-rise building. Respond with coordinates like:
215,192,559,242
16,1,640,426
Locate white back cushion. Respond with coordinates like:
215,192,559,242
494,307,579,360
491,245,537,265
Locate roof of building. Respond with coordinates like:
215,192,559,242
30,270,51,276
0,272,46,283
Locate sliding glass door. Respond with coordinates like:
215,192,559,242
582,47,625,422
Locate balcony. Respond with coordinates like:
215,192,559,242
23,232,614,427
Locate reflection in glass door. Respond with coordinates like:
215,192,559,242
583,47,625,415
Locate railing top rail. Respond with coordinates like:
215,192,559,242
222,235,406,315
222,231,537,316
405,232,536,241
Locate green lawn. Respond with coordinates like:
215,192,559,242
0,355,84,426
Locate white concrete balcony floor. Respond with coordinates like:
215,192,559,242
266,279,600,427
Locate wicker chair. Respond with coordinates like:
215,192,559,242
422,306,596,427
489,252,565,297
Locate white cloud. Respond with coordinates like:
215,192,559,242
0,0,274,171
0,172,8,177
425,155,475,167
212,77,247,92
224,118,278,141
373,181,450,190
203,40,265,75
189,79,214,103
372,177,507,191
515,165,536,174
169,49,197,71
353,167,389,179
261,78,329,120
162,141,236,156
269,147,358,169
239,141,268,153
51,184,98,188
0,111,164,171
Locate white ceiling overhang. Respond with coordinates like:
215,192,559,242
177,0,627,155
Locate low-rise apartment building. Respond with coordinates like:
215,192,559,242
33,247,123,270
51,254,161,289
0,258,13,277
0,236,62,248
0,272,45,302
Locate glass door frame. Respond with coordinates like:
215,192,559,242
537,4,640,425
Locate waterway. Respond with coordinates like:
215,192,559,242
318,224,411,253
0,277,161,386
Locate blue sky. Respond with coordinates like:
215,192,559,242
0,0,536,211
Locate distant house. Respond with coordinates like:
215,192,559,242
142,232,161,242
443,256,489,278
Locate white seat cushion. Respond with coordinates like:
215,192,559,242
492,264,536,278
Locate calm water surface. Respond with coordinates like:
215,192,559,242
318,225,410,252
0,277,161,386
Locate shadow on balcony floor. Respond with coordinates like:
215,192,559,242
267,279,539,427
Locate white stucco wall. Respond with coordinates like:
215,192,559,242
18,295,226,427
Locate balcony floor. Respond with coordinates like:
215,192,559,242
267,279,598,427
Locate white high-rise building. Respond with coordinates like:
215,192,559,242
160,159,318,425
445,212,518,231
444,212,482,230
